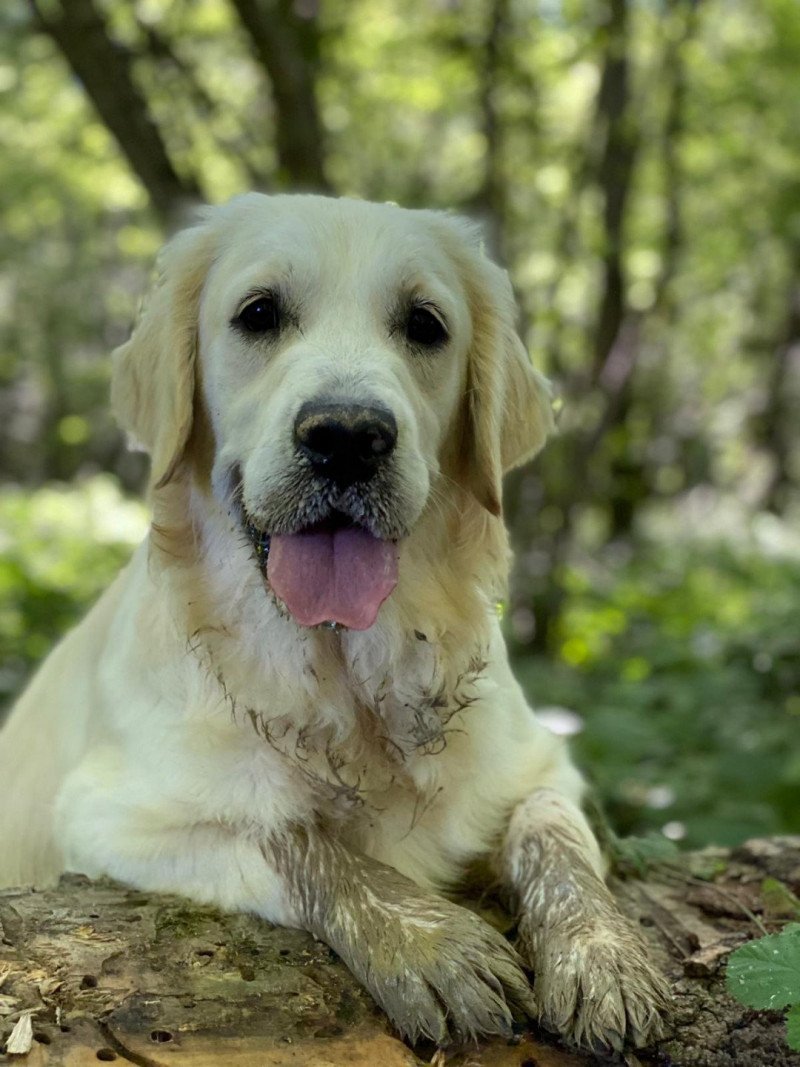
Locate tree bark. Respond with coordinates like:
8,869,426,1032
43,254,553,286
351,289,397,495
514,0,642,650
133,18,270,190
2,837,799,1066
471,0,510,260
756,269,800,514
590,0,637,381
229,0,329,191
29,0,202,228
651,0,699,319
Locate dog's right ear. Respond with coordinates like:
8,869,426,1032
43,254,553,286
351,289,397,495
436,216,554,518
111,220,217,489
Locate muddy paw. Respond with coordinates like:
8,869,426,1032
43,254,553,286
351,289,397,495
337,897,535,1046
519,912,671,1053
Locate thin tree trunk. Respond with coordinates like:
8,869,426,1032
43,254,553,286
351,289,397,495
29,0,201,228
229,0,329,191
652,0,699,318
586,0,666,538
758,268,800,513
590,0,637,380
472,0,510,259
526,0,641,648
134,20,270,189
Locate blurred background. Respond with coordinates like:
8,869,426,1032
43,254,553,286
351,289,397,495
1,0,798,848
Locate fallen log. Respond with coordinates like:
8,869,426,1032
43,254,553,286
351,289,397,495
1,837,799,1067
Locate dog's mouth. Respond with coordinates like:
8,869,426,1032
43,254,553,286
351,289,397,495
244,509,399,631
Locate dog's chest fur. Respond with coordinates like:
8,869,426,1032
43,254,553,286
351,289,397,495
137,483,505,869
189,609,491,828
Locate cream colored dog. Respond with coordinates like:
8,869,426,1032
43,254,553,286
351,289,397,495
0,194,668,1051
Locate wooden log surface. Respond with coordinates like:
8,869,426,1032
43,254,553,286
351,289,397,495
1,837,799,1067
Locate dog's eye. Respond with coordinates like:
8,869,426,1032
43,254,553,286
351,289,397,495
406,306,447,347
236,295,281,334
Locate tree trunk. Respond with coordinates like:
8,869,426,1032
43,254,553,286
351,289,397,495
229,0,330,191
651,0,699,320
470,0,510,260
757,270,800,514
589,0,637,380
2,837,799,1066
29,0,202,228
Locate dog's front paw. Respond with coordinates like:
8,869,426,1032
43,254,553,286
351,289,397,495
335,897,535,1046
518,912,671,1053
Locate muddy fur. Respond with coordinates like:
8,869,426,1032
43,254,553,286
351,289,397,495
269,823,536,1045
502,788,671,1052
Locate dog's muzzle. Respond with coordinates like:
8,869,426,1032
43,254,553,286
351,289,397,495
241,401,403,632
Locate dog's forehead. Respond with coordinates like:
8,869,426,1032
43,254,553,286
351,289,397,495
204,195,472,311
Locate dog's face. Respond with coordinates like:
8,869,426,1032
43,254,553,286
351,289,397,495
112,194,553,630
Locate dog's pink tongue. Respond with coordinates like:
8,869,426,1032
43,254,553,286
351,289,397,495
267,527,398,630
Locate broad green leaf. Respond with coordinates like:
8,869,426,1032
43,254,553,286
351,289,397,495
726,925,800,1010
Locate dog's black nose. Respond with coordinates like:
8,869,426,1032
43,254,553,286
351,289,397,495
294,401,398,487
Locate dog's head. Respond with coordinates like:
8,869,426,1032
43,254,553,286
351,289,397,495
113,194,552,630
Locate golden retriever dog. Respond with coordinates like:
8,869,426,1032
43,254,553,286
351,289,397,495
0,194,669,1052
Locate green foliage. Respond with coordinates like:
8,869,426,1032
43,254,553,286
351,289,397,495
0,477,146,713
607,831,680,880
726,925,800,1011
513,538,800,847
583,791,680,878
726,924,800,1051
761,878,800,921
788,1005,800,1051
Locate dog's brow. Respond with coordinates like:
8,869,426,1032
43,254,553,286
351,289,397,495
231,277,299,318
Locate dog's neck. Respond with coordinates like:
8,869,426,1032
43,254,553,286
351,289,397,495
147,469,509,770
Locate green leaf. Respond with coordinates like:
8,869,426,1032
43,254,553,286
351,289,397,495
762,878,800,920
787,1005,800,1052
609,832,680,879
726,925,800,1010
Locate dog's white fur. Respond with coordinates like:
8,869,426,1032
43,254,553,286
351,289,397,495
0,194,668,1050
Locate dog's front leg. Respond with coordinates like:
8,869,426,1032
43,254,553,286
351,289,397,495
270,824,534,1045
60,762,533,1045
500,785,671,1053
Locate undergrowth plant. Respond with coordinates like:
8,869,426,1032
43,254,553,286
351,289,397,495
726,923,800,1051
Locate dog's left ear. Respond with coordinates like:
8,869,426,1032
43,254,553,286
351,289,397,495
111,218,216,489
460,253,554,517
